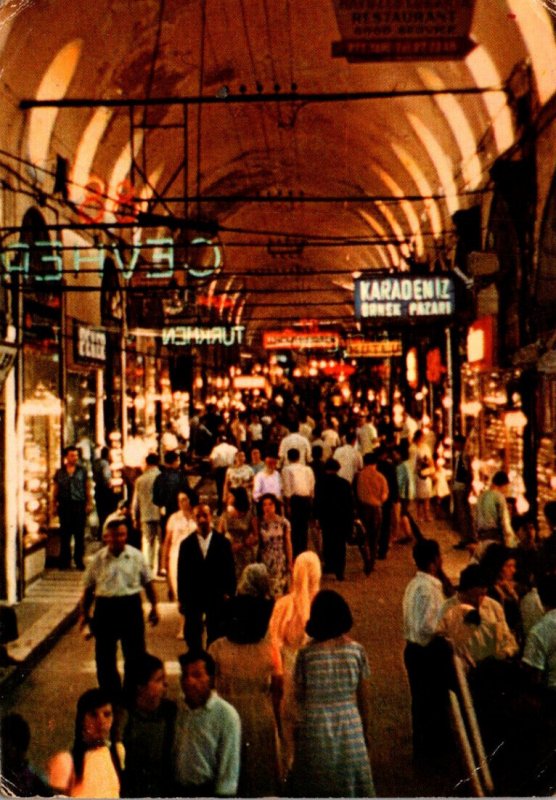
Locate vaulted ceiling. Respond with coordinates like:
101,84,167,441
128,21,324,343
2,0,556,344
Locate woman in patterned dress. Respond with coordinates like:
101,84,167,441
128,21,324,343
291,590,375,798
218,487,258,581
257,493,293,597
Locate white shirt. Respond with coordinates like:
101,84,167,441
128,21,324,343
281,463,315,499
196,531,213,558
403,571,444,646
210,442,238,469
84,544,152,597
437,595,518,667
522,609,556,688
253,470,283,502
357,423,378,456
321,428,341,460
278,432,312,466
333,444,363,484
131,467,161,523
520,587,545,637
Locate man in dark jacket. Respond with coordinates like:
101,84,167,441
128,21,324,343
152,451,197,543
177,504,236,651
315,458,354,581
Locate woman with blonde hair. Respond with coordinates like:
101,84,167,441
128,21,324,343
268,550,322,779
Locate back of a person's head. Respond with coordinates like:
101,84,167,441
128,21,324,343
164,450,178,466
324,457,340,473
146,453,159,467
413,538,440,571
491,470,510,487
293,551,322,595
287,448,300,463
363,452,378,467
538,573,556,609
230,486,250,513
225,593,272,644
238,563,272,599
312,444,323,460
134,652,164,689
305,589,353,641
100,446,110,460
479,543,510,583
458,564,488,592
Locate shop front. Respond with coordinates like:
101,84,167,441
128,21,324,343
460,319,531,531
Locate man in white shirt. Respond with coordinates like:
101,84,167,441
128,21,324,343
282,448,315,557
173,650,241,797
209,436,238,514
436,563,518,667
253,453,282,504
522,574,556,690
131,453,161,572
356,414,378,456
278,422,312,467
80,519,159,699
334,429,363,485
403,538,451,763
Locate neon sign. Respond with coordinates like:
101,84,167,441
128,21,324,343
0,238,221,283
162,325,245,347
354,275,455,321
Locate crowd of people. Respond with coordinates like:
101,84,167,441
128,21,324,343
5,392,556,797
403,501,556,795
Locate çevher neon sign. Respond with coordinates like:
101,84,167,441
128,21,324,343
0,237,221,282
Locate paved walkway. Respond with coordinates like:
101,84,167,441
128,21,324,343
1,497,471,796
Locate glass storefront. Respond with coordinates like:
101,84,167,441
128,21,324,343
21,345,61,550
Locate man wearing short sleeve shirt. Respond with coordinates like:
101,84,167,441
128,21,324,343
80,518,159,699
522,575,556,692
403,538,451,763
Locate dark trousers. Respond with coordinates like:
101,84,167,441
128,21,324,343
359,503,382,570
93,594,145,701
213,466,228,514
378,500,392,558
59,502,87,568
321,523,346,579
453,486,474,543
289,496,312,557
404,639,453,763
183,600,228,652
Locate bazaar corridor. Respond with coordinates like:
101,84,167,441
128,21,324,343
3,510,469,798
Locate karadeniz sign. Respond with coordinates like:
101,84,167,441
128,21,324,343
354,275,455,322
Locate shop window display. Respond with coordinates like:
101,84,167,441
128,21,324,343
22,348,61,550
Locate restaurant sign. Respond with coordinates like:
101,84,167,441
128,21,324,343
263,330,341,351
332,0,476,62
354,275,455,322
345,339,403,358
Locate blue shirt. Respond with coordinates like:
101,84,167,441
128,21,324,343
172,692,241,796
